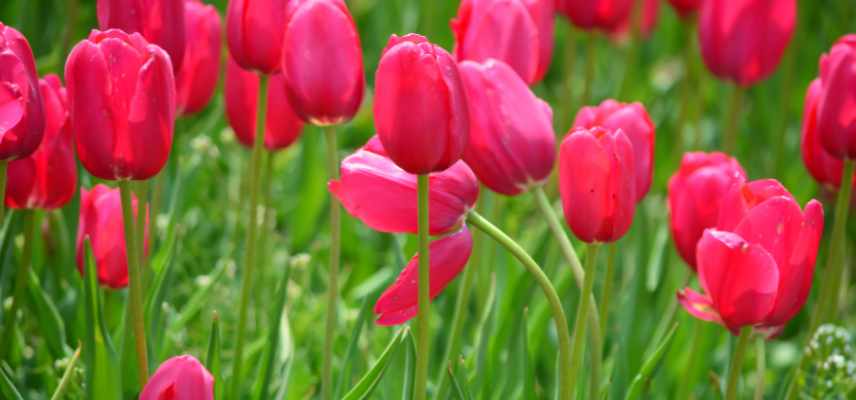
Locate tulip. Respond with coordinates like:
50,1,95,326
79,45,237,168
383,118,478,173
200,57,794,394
451,0,554,84
176,0,222,115
667,0,701,18
667,152,746,269
559,126,636,243
226,57,304,151
817,35,856,159
96,0,185,71
458,59,555,195
611,0,660,39
280,0,365,125
141,355,214,400
573,99,655,201
556,0,634,32
226,0,286,73
65,29,176,181
698,0,796,86
801,79,853,189
6,75,76,209
0,22,44,161
75,184,149,289
374,34,469,175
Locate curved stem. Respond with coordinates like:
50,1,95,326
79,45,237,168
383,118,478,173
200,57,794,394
567,243,599,396
814,159,854,327
754,338,765,400
723,85,744,154
119,181,149,385
414,174,431,400
725,327,751,400
321,126,341,400
466,211,573,400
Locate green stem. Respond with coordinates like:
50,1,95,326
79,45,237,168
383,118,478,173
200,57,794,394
134,181,148,288
321,126,341,400
51,344,82,400
0,160,7,230
562,24,577,128
676,319,702,400
581,33,597,107
230,73,268,399
0,210,33,360
725,327,751,400
723,85,744,154
119,181,149,385
754,338,765,400
414,174,431,400
254,152,275,318
675,23,696,152
466,211,573,400
600,244,617,334
567,243,600,397
814,159,854,327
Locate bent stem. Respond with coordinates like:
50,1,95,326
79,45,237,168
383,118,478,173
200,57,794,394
725,327,751,400
567,243,600,397
322,125,341,400
414,174,431,400
119,181,149,385
723,85,744,154
0,210,34,359
466,211,572,400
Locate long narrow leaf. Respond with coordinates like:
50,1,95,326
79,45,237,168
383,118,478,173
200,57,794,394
624,323,680,400
342,329,407,400
26,269,68,358
206,312,221,400
50,344,82,400
82,240,122,399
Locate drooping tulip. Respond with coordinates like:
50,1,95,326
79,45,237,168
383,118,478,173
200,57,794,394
698,0,797,86
451,0,554,84
559,126,636,243
226,57,304,151
667,0,701,18
801,79,852,189
6,75,76,209
96,0,186,71
140,355,214,400
281,0,365,125
65,29,176,181
176,0,222,115
374,34,469,175
667,152,746,268
556,0,634,32
573,99,655,201
75,184,149,289
0,22,44,161
817,35,856,159
458,59,555,195
226,0,287,73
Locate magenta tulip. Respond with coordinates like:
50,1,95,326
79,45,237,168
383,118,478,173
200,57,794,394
556,0,633,32
176,0,222,115
226,0,286,73
141,355,214,400
0,22,44,161
801,78,853,189
96,0,185,71
817,35,856,159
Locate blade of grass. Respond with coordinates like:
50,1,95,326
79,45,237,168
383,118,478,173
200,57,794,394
342,329,407,400
50,344,82,400
26,269,67,358
82,240,122,399
0,364,23,400
624,323,679,400
206,312,221,400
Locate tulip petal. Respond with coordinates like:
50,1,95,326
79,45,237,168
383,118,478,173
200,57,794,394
677,288,722,324
0,80,24,136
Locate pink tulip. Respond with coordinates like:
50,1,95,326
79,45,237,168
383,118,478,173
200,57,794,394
140,355,214,400
817,35,856,159
556,0,634,32
667,0,701,18
0,22,44,161
96,0,185,71
801,79,853,189
226,0,287,73
176,0,222,115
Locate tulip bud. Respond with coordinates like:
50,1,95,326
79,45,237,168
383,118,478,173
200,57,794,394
667,0,701,18
0,23,44,161
817,35,856,159
374,34,469,174
451,0,554,84
698,0,796,86
6,75,76,210
458,59,555,195
96,0,186,71
226,0,287,73
667,152,746,269
176,0,222,115
65,29,176,181
801,79,853,189
281,0,365,125
225,57,304,151
75,184,149,289
556,0,633,32
573,99,655,201
559,127,636,243
141,355,214,400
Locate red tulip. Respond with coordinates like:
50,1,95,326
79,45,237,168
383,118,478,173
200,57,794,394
65,29,176,181
667,0,701,18
141,355,214,400
281,0,365,125
0,22,44,161
96,0,186,71
6,75,76,209
556,0,634,32
698,0,796,86
75,184,149,289
559,126,636,243
329,136,479,235
458,59,555,196
226,0,286,73
451,0,554,84
225,57,304,151
817,35,856,159
374,34,469,175
667,152,746,269
573,99,655,201
801,79,854,189
176,0,222,115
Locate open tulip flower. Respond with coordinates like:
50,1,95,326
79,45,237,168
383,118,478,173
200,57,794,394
0,22,44,161
96,0,185,72
176,0,222,115
817,35,856,159
556,0,633,32
141,355,214,400
226,0,287,73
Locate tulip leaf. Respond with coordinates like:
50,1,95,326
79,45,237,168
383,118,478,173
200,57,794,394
645,225,669,292
26,269,68,358
0,363,23,400
624,322,679,400
81,240,122,399
342,329,407,400
257,261,293,399
447,358,473,400
206,312,221,400
334,295,373,398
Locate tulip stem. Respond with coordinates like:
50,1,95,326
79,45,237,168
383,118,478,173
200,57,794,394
0,160,7,229
725,327,751,400
466,210,573,400
600,244,617,335
567,243,599,397
677,318,704,399
723,85,744,154
230,73,268,399
322,125,341,400
581,32,597,107
754,337,765,400
563,24,577,127
0,210,34,360
414,173,431,400
119,181,149,385
134,181,148,288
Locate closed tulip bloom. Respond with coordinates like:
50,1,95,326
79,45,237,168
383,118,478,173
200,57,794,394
374,34,469,175
556,0,633,32
226,0,286,73
0,23,44,161
559,127,636,243
65,29,176,181
667,0,701,18
817,35,856,159
573,99,655,201
176,0,222,115
667,152,746,269
801,79,852,188
96,0,185,71
451,0,554,84
281,0,365,125
458,59,555,195
75,185,149,289
6,75,76,209
226,57,304,151
698,0,796,86
141,355,214,400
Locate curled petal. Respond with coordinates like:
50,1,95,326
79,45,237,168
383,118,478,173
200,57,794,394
677,288,722,324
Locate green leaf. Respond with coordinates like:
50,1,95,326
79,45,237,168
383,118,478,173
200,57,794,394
447,358,473,400
334,295,372,398
0,364,23,400
342,329,407,400
81,240,122,400
206,312,221,400
26,269,67,358
50,344,82,400
624,323,679,400
257,262,293,399
645,225,669,292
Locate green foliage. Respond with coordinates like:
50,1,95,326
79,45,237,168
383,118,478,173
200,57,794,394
798,324,856,399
